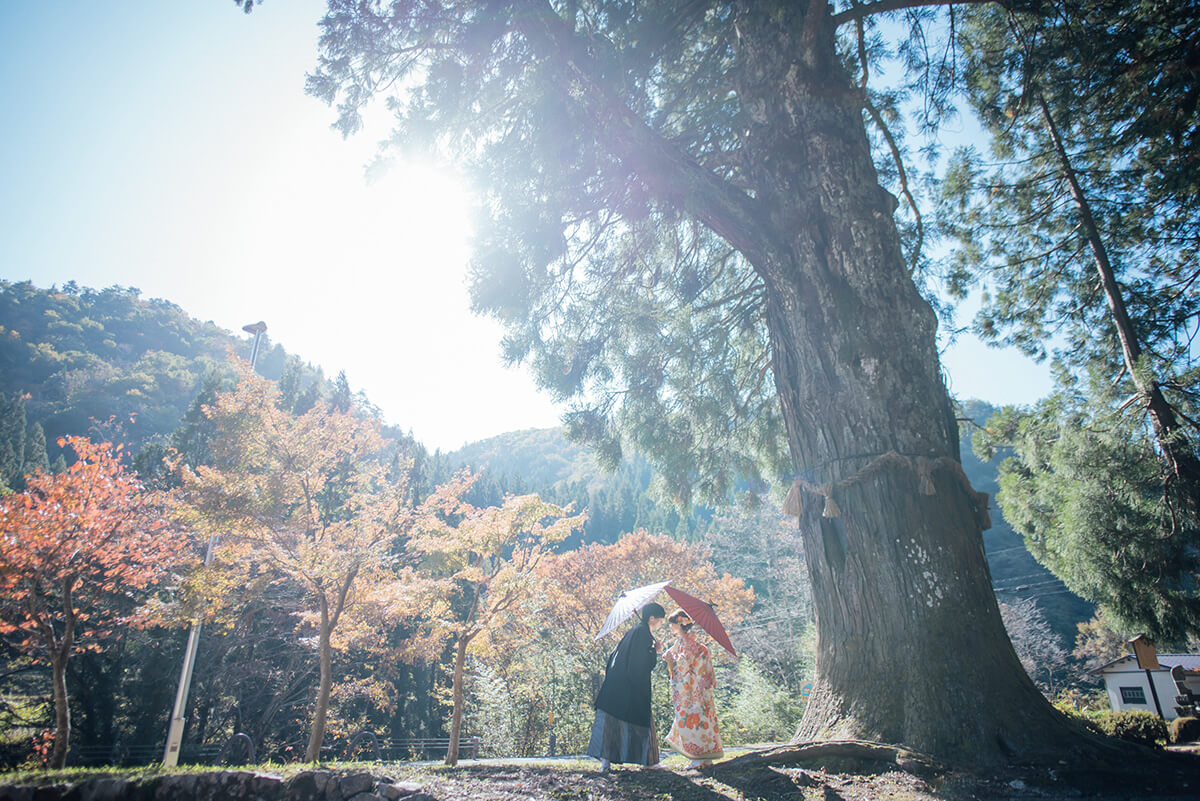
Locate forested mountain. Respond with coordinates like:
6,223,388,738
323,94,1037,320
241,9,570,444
434,428,710,546
0,280,333,453
959,400,1094,643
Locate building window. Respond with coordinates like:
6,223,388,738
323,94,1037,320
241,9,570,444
1120,686,1147,704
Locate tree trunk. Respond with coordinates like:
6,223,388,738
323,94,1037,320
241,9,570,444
1035,91,1200,502
304,600,333,762
444,636,469,767
48,651,70,769
47,577,77,770
726,6,1105,765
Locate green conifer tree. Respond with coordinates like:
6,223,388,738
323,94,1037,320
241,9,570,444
23,421,49,475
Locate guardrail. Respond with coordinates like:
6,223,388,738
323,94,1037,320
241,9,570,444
342,734,483,762
67,742,220,767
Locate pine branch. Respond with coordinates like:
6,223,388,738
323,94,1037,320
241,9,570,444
516,0,773,268
863,98,924,275
831,0,999,27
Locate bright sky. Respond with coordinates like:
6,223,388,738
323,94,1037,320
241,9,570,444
0,2,1051,452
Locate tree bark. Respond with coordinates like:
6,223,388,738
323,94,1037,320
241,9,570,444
48,652,70,769
304,599,333,762
47,577,76,770
444,636,470,767
721,5,1101,764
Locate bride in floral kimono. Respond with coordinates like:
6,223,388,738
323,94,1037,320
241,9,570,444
662,609,724,767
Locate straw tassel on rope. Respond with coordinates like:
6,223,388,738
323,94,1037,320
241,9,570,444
820,487,841,518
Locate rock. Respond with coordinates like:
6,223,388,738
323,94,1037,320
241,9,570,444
344,794,386,801
32,787,64,801
378,783,424,801
334,774,374,799
154,775,200,801
226,771,283,801
283,772,324,801
1007,779,1026,791
67,778,129,801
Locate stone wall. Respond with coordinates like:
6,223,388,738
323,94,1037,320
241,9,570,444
0,769,433,801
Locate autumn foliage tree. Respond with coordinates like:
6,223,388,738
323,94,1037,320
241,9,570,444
177,361,420,762
0,436,186,768
535,530,753,747
542,530,753,662
402,480,586,765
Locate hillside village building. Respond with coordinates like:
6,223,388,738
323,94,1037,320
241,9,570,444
1089,635,1200,720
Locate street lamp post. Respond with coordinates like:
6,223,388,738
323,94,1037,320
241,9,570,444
162,321,266,766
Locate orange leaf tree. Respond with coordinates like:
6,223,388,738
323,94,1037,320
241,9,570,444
402,480,586,765
544,529,753,661
177,361,423,762
0,436,186,768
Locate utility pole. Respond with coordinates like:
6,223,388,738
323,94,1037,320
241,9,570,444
162,321,266,766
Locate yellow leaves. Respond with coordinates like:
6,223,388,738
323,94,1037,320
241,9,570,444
400,486,586,681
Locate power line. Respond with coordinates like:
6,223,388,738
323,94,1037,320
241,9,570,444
985,544,1031,555
992,570,1059,584
994,578,1067,593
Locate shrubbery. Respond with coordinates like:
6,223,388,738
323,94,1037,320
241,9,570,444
1048,688,1110,735
722,659,806,745
1168,716,1200,745
1093,709,1167,746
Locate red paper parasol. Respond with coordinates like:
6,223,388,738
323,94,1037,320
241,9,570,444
664,585,737,657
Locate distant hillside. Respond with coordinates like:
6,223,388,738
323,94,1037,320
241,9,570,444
439,428,707,546
960,399,1094,644
0,280,362,455
444,427,604,490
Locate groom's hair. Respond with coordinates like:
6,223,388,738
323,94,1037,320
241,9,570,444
641,602,666,623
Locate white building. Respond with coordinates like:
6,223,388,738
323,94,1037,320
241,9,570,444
1089,635,1200,721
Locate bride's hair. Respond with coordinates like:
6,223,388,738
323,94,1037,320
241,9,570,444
668,610,693,631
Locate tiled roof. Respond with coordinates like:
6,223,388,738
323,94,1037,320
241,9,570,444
1160,654,1200,671
1089,653,1200,675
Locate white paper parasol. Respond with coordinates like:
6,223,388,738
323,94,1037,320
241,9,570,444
594,579,671,640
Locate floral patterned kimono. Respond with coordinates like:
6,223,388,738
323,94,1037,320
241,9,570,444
662,630,724,761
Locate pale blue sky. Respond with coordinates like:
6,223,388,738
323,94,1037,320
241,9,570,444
0,2,1051,450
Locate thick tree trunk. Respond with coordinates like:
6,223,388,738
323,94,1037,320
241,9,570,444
727,6,1102,765
444,637,469,767
304,602,333,762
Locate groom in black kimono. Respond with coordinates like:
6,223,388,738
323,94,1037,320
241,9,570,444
588,602,666,771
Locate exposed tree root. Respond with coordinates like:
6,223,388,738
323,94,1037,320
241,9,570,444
710,738,1200,799
712,739,942,778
